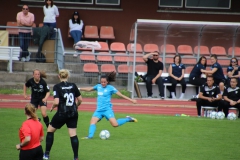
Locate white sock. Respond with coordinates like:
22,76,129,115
171,92,176,99
179,93,185,99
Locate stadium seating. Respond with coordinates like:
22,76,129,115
79,52,96,63
135,64,147,72
97,52,113,64
161,44,176,55
95,42,110,52
210,46,227,57
194,46,210,57
100,26,115,41
185,66,194,74
117,64,129,78
177,45,193,56
101,64,116,74
143,43,159,54
83,63,99,76
39,23,44,27
182,58,197,65
84,25,99,39
113,53,129,65
228,47,240,57
127,43,143,54
6,21,18,35
129,55,145,64
110,42,126,53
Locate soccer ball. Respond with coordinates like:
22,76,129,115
227,112,237,120
209,111,217,119
216,111,225,120
99,130,110,140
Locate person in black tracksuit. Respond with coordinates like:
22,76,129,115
226,57,240,87
168,55,186,99
143,51,164,99
219,78,240,118
23,69,50,127
196,76,222,117
189,56,207,95
43,69,82,160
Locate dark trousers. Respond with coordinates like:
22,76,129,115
219,100,240,117
19,145,43,160
196,98,221,116
189,77,206,95
44,22,56,39
19,32,31,58
145,75,164,97
169,77,186,93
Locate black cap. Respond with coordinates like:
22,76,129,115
73,11,79,16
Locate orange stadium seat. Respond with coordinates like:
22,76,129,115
110,42,126,53
117,64,129,74
135,64,147,73
97,52,113,64
6,21,18,35
129,55,145,64
143,43,159,53
39,23,44,27
177,45,193,55
100,26,115,40
210,46,227,56
113,53,129,64
185,66,194,74
228,47,240,57
194,46,210,56
95,42,109,52
83,63,99,76
101,64,116,74
84,25,99,39
127,43,143,54
79,52,96,63
161,44,176,55
182,58,197,65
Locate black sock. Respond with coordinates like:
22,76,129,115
45,132,54,155
70,135,79,159
43,116,50,127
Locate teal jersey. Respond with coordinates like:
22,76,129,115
93,84,118,111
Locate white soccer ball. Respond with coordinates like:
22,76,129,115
216,111,225,120
99,130,110,140
209,111,217,119
227,112,237,120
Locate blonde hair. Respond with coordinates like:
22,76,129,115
59,69,70,79
33,69,47,79
24,103,38,120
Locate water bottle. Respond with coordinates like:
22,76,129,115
175,114,180,116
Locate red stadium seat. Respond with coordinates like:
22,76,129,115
6,21,18,35
110,42,126,53
95,42,109,52
39,23,44,27
228,47,240,56
79,52,96,63
127,43,143,54
117,64,129,74
135,64,147,73
97,52,113,64
101,64,116,74
177,45,193,55
100,26,115,40
113,53,129,64
194,46,210,56
211,46,226,56
182,58,197,65
84,25,99,39
185,66,194,74
83,63,99,76
143,44,159,53
161,44,176,55
129,55,145,64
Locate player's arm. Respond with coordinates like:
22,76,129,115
76,95,82,107
16,136,31,150
202,68,217,74
51,98,59,112
79,87,94,92
143,52,154,62
115,91,137,104
198,92,211,101
23,84,28,99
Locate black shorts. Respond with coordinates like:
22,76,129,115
19,145,43,160
50,112,78,129
31,100,47,109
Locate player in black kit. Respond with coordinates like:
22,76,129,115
196,76,222,117
219,78,240,118
43,69,82,160
23,69,50,127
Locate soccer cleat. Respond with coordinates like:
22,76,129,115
126,116,138,122
73,158,79,160
161,97,165,100
43,154,49,160
81,136,92,139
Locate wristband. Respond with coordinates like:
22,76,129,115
20,144,23,148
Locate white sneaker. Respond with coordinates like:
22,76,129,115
179,93,185,99
171,92,176,99
26,52,31,62
21,57,26,62
147,96,152,99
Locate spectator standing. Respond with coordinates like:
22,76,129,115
23,69,50,127
16,103,44,160
69,11,84,47
142,51,164,99
43,69,82,160
219,78,240,118
43,0,59,38
189,56,207,95
16,5,34,62
168,55,186,99
196,76,222,117
226,57,240,87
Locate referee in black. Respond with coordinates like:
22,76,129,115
196,76,222,117
43,69,82,160
24,69,50,127
219,78,240,118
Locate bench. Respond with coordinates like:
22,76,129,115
0,46,20,73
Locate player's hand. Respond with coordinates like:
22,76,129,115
16,144,21,150
132,99,137,104
152,79,156,84
207,97,212,102
24,95,28,99
50,105,54,112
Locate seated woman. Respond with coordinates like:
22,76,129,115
226,57,240,87
201,54,226,94
69,11,84,47
168,55,186,99
189,56,207,95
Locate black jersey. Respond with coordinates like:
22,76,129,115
25,78,50,102
200,83,220,98
146,59,163,76
189,63,206,79
53,81,81,117
222,87,240,101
